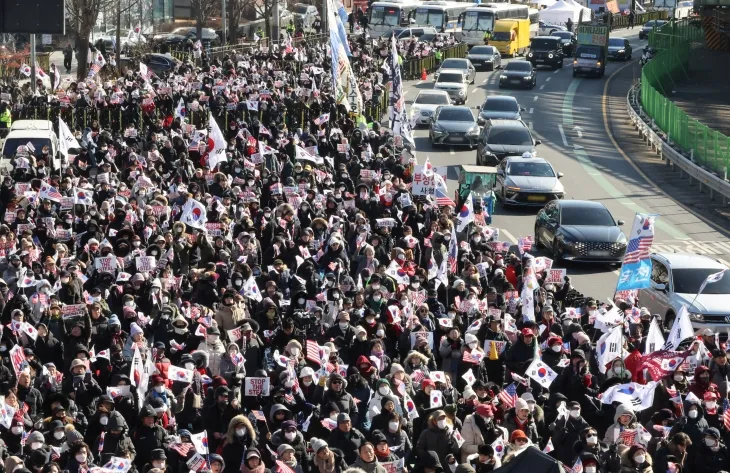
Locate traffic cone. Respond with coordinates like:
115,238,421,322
421,68,427,80
489,341,499,361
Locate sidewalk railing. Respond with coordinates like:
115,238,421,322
402,43,468,80
611,10,669,30
640,18,730,176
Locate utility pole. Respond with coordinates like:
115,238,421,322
322,0,328,34
222,0,227,45
274,0,280,42
30,35,37,93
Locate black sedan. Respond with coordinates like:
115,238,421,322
142,54,181,76
639,20,667,39
152,27,219,48
552,31,577,56
498,61,536,89
607,37,633,61
534,200,627,264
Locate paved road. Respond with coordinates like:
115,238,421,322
403,30,730,299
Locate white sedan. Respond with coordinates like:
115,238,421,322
409,90,451,126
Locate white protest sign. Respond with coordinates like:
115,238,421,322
244,377,271,396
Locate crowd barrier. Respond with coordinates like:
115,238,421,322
401,43,468,80
640,18,730,176
611,10,669,29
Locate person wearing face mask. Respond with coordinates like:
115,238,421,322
143,449,169,473
541,336,567,373
144,374,176,414
367,379,402,422
550,401,590,465
689,366,717,400
708,349,730,399
573,427,618,473
461,403,507,463
67,443,95,473
504,328,538,380
669,400,709,447
94,411,136,466
619,444,652,473
196,326,225,377
439,328,465,381
503,398,541,446
214,290,249,335
416,410,462,469
551,349,597,413
457,333,486,391
271,420,308,468
133,405,166,468
603,404,640,452
218,342,246,389
220,418,258,470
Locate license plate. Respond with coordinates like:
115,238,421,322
536,59,545,63
511,80,520,84
527,195,546,202
450,137,465,143
590,250,611,257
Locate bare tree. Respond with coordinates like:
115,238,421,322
67,0,115,79
227,0,248,43
253,0,278,39
192,0,219,40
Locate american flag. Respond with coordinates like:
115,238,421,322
623,235,654,264
411,370,425,384
283,393,295,403
87,52,107,78
276,461,296,473
572,457,584,473
306,340,321,365
627,307,641,324
98,432,105,452
170,443,195,457
497,383,518,409
411,291,427,308
434,185,456,207
619,429,637,445
462,350,484,364
723,399,730,431
518,236,534,254
666,386,678,397
251,410,267,422
231,353,244,367
20,430,28,446
448,230,458,274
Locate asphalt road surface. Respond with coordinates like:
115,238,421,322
404,29,730,300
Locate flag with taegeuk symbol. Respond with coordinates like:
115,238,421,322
462,350,484,364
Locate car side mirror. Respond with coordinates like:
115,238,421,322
652,282,666,292
557,172,564,178
520,107,526,112
477,117,485,125
617,219,625,226
535,140,542,145
497,169,504,176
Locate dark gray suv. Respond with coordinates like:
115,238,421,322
476,119,540,165
527,36,564,70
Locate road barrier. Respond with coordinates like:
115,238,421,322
632,18,730,203
402,43,468,80
640,18,730,177
611,10,668,30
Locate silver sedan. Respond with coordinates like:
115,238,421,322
434,58,476,84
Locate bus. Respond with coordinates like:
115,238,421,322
457,3,538,46
368,0,423,37
410,1,473,32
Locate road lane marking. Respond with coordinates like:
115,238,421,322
528,122,533,130
539,85,545,90
558,124,569,147
471,88,479,94
533,96,539,102
501,229,518,244
562,79,582,126
417,80,425,85
546,77,551,82
404,90,409,96
602,59,730,241
483,77,489,83
529,108,534,114
553,69,560,74
450,147,455,155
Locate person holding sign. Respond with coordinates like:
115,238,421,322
416,410,462,470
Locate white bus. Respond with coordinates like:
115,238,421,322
458,3,538,46
410,1,473,32
368,0,423,37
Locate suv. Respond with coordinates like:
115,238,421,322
527,36,564,70
435,58,476,84
433,69,469,105
0,120,62,173
152,27,220,48
639,253,730,332
476,119,540,165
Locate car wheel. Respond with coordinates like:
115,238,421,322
627,52,632,60
552,239,563,263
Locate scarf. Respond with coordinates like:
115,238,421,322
314,449,336,473
242,464,265,473
375,446,391,459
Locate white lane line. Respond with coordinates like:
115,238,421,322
539,85,545,90
553,69,559,74
471,88,479,94
501,229,518,244
417,80,425,85
482,77,489,83
558,124,569,147
404,90,409,96
533,95,539,102
528,107,534,114
528,121,533,130
546,77,551,82
612,269,620,275
450,147,455,155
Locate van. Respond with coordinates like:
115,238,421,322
491,19,531,57
0,120,63,173
394,26,439,40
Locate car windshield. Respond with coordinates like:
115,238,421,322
508,162,554,177
1,138,52,159
293,5,310,14
505,61,531,72
560,206,615,226
531,38,558,51
608,38,625,46
553,32,572,40
438,109,474,121
419,34,437,42
488,127,532,146
437,73,463,83
672,268,730,295
170,28,189,35
470,46,495,55
484,99,518,112
441,59,467,69
492,32,511,41
415,94,449,105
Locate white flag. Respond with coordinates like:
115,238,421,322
543,438,554,453
597,326,625,374
645,318,666,355
190,431,209,455
521,284,535,322
296,145,324,165
429,390,444,408
385,260,410,285
698,269,727,295
664,306,694,351
456,193,475,232
241,276,262,302
180,198,207,229
525,359,558,388
207,112,228,170
168,365,194,383
58,117,80,159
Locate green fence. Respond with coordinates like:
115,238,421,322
402,43,468,80
612,10,668,29
641,19,730,174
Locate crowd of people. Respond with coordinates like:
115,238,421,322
0,15,729,473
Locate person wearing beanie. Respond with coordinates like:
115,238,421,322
619,444,651,473
61,358,103,421
122,322,146,358
271,420,308,469
371,430,397,463
690,427,729,473
416,410,462,469
241,448,271,473
368,379,402,422
438,327,465,381
542,336,567,373
461,403,507,463
503,398,540,445
471,444,501,473
501,429,532,464
371,395,401,434
277,444,303,473
196,325,225,377
310,437,348,473
327,412,367,465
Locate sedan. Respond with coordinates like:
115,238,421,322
467,45,501,71
476,96,523,125
409,90,451,126
496,155,564,207
608,37,633,61
142,53,180,76
534,200,627,264
552,31,577,56
433,69,468,105
639,20,667,39
429,106,480,148
498,61,536,89
435,58,476,84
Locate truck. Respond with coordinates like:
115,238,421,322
491,19,531,57
573,24,609,78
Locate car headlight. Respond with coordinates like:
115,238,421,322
505,186,520,192
432,124,446,133
500,75,507,80
548,53,554,59
523,76,532,80
616,233,627,244
411,107,420,116
618,49,625,53
528,52,533,57
467,126,479,135
458,90,466,96
689,312,705,322
559,233,577,243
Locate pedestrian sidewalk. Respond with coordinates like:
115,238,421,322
48,49,78,84
605,59,730,230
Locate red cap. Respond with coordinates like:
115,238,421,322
422,379,436,390
521,328,534,337
548,336,563,346
510,430,528,442
476,403,494,417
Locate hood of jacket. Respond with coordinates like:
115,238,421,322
613,403,636,423
226,414,256,444
269,403,292,423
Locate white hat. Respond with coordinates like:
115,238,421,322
130,322,144,338
299,367,315,378
465,333,478,345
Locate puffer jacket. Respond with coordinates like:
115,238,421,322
415,411,461,468
313,373,359,424
196,339,226,376
214,304,248,335
460,413,508,462
351,457,387,473
220,415,257,470
619,448,652,473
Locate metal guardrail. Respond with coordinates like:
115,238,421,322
627,82,730,204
